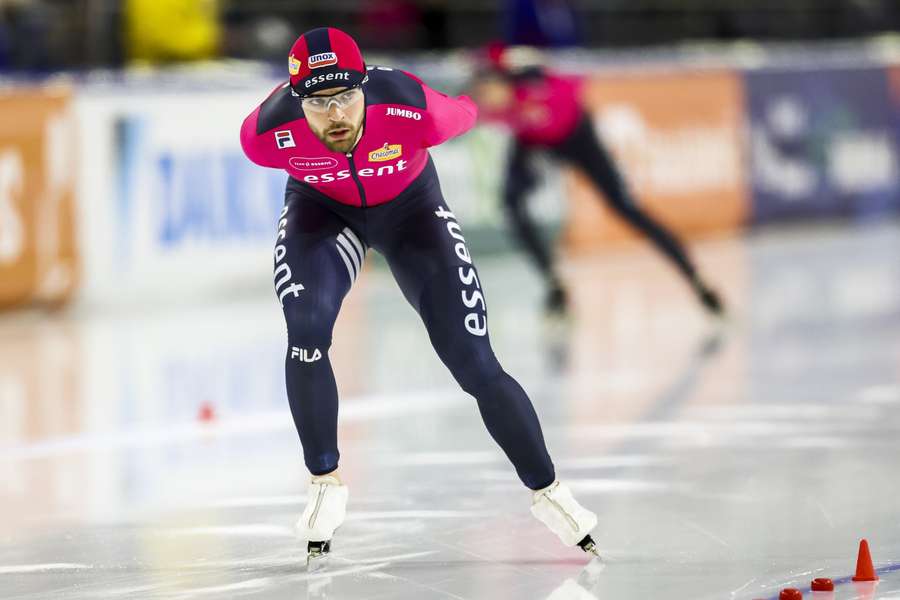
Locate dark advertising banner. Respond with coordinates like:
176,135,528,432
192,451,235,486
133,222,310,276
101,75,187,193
745,67,900,223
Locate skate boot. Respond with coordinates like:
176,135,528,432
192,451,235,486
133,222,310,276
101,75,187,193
296,474,348,569
531,480,600,557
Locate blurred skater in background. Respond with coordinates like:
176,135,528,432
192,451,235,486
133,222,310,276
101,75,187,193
470,44,725,318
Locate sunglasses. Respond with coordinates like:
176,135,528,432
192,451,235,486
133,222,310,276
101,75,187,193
301,87,364,114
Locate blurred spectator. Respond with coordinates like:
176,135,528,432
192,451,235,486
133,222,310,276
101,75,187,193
3,0,900,70
0,12,8,68
504,0,581,47
125,0,220,63
420,0,450,49
0,0,52,70
358,0,421,50
221,9,293,62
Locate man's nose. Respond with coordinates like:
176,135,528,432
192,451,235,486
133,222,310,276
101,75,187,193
327,103,345,121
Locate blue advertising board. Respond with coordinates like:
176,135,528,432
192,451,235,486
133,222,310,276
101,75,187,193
744,66,900,223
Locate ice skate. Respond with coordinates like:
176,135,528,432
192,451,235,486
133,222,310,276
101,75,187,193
531,480,600,558
297,474,348,569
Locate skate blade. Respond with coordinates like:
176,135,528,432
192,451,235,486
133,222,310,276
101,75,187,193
306,541,331,572
577,535,602,560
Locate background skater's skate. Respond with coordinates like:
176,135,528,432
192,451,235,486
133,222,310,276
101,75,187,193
297,475,348,569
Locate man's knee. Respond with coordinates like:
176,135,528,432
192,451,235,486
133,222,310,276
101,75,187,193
444,342,505,396
283,302,336,357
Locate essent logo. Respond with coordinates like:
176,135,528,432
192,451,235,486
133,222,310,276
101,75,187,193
297,159,409,184
289,156,339,171
304,71,350,88
369,143,402,162
273,204,305,306
308,52,338,69
434,205,486,337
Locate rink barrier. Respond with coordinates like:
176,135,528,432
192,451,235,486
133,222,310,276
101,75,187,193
0,86,79,308
5,53,900,308
744,65,900,224
565,61,900,253
72,86,288,308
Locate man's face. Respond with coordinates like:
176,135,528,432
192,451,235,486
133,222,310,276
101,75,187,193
303,86,366,153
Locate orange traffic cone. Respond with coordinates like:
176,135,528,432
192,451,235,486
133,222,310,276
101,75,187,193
852,539,879,582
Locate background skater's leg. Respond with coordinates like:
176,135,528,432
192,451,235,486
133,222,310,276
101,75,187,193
502,141,568,315
561,120,724,315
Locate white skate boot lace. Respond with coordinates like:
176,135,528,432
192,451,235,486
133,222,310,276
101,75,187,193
308,482,329,528
538,482,579,533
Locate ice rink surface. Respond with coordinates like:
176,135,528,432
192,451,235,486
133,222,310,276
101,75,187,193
2,222,899,600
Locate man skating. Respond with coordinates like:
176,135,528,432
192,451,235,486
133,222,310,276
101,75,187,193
471,45,724,317
240,27,598,565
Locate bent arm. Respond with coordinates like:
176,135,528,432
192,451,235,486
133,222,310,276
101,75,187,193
421,84,478,147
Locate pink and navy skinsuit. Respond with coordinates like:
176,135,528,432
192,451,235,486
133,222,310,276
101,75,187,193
241,66,554,489
485,67,699,294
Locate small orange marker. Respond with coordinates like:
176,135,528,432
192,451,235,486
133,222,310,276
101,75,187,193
198,402,216,422
811,578,834,591
852,539,879,582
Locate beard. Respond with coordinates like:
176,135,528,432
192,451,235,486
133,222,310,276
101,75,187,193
315,120,361,153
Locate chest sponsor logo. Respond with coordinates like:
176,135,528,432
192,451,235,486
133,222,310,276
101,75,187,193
297,159,409,183
288,55,302,75
275,130,296,149
386,107,422,121
369,143,402,162
289,156,339,170
308,52,338,69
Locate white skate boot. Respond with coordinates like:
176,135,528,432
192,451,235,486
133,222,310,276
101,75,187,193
531,480,600,557
296,474,348,568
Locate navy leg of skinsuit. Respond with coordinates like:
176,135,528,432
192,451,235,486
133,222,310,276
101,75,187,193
502,141,560,283
503,116,699,285
277,159,555,490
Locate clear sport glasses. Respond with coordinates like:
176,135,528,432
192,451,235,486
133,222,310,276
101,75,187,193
301,88,364,113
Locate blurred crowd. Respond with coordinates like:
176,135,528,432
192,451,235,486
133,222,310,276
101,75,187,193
1,0,899,70
0,0,53,69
